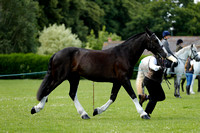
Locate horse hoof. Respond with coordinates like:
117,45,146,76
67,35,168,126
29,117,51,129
93,109,98,116
31,107,36,114
175,95,181,98
190,91,195,94
81,114,90,120
141,115,150,120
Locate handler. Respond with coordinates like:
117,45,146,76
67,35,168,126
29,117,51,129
185,57,194,95
139,55,166,118
162,31,178,73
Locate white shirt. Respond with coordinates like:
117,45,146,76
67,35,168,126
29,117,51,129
148,56,161,71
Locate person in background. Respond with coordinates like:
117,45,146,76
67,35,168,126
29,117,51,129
176,39,183,52
162,31,178,74
185,57,194,95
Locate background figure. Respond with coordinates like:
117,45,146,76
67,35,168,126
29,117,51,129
162,31,178,73
185,57,194,95
139,55,165,118
176,39,183,52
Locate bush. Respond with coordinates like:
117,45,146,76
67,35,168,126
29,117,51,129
0,53,51,79
38,24,82,55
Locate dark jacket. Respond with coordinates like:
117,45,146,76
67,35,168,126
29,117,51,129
176,45,183,52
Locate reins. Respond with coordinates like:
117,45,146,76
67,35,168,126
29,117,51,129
157,56,172,90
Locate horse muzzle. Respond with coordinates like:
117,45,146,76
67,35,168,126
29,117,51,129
194,55,200,62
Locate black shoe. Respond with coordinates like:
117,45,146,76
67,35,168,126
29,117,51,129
186,85,190,95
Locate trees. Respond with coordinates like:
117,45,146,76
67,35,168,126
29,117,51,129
0,0,39,54
38,24,82,55
0,0,200,54
172,2,200,36
86,26,121,50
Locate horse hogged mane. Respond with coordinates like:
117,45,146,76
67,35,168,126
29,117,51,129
117,32,145,47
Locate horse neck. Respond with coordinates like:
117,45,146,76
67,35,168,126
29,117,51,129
122,34,147,67
176,47,190,63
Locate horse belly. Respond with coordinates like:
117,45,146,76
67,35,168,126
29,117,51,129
80,64,114,82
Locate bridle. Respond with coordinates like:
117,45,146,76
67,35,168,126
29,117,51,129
146,33,166,59
190,45,198,60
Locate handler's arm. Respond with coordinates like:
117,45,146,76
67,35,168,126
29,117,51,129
149,57,161,71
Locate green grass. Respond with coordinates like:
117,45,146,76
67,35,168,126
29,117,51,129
0,79,200,133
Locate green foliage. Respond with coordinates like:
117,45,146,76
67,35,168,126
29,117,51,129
1,0,200,53
172,2,200,36
0,0,39,53
86,26,121,50
38,24,82,55
0,53,51,79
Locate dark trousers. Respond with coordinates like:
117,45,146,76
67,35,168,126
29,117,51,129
143,77,165,115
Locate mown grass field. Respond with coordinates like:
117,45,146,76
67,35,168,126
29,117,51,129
0,79,200,133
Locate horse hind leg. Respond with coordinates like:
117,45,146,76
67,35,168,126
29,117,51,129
181,78,186,92
68,75,90,119
175,76,182,98
31,95,48,114
31,79,64,114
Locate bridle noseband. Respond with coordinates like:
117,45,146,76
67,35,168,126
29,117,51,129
190,45,198,60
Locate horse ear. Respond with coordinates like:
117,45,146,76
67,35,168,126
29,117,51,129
146,27,153,36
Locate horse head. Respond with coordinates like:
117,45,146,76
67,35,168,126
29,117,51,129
145,28,167,58
189,44,200,61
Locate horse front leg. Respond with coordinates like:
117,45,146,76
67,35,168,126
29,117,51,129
175,75,182,98
122,79,150,119
93,82,121,116
181,78,186,92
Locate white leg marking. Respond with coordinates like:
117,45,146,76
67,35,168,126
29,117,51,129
74,94,88,117
132,98,147,117
34,96,48,113
96,99,113,115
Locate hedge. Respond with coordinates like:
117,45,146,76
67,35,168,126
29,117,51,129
0,53,148,79
0,53,51,79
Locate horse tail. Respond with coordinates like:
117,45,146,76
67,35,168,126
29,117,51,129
136,64,145,95
37,54,55,101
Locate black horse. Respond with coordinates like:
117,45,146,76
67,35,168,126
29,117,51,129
31,28,167,120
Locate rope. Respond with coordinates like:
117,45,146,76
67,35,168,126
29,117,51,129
0,71,47,77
